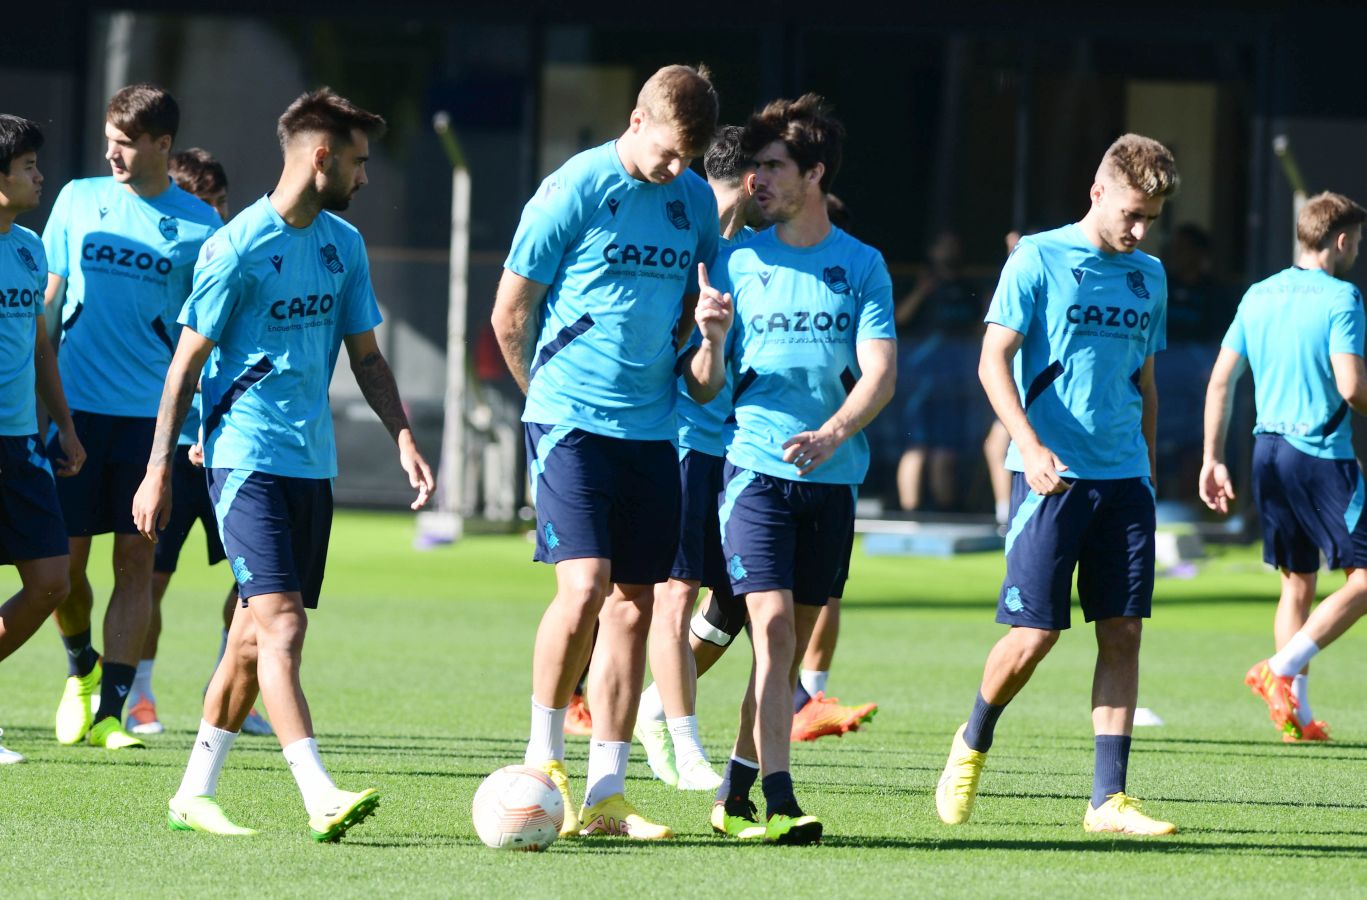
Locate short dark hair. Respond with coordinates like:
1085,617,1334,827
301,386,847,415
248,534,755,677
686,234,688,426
107,84,179,141
637,65,718,157
277,88,386,152
169,148,228,199
0,115,44,175
703,125,752,182
742,93,845,193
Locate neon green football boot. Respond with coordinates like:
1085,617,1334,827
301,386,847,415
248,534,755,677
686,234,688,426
55,660,101,745
308,787,380,842
763,812,823,845
709,800,765,840
87,717,146,750
168,795,258,836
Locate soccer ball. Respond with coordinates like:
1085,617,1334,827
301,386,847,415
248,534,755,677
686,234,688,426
471,765,564,851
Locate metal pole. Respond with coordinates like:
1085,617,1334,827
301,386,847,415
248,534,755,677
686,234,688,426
416,111,470,547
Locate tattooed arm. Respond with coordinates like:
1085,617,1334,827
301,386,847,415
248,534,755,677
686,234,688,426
344,328,435,510
132,328,216,540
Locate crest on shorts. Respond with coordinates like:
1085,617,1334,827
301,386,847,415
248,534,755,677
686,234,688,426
16,247,38,273
728,553,747,581
823,266,851,295
1126,270,1150,300
1004,585,1023,613
231,556,254,585
320,243,344,274
158,216,179,241
665,199,690,231
543,521,561,550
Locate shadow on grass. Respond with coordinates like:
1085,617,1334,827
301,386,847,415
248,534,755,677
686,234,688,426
818,834,1367,857
842,592,1270,612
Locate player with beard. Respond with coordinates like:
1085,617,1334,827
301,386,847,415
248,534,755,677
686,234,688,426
1202,193,1367,743
132,88,435,840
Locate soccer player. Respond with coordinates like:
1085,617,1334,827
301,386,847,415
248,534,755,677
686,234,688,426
1201,192,1367,742
634,124,756,792
124,147,272,738
935,134,1179,836
707,95,896,844
43,84,222,750
131,88,434,840
492,64,723,839
0,115,86,764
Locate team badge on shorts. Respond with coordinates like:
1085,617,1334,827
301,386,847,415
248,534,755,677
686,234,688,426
17,247,38,273
158,216,179,241
728,553,747,581
666,200,690,231
1126,270,1150,299
320,243,345,274
231,556,254,585
1004,585,1024,613
823,266,851,294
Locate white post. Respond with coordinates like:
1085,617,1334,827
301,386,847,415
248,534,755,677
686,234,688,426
416,112,470,547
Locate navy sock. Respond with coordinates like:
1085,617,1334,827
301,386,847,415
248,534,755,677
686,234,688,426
1091,734,1132,808
716,757,760,814
95,662,136,724
61,629,99,678
761,771,803,819
793,682,812,714
962,692,1007,753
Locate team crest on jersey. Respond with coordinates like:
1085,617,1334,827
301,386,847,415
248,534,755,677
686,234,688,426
319,243,344,274
822,266,851,295
16,247,38,273
158,216,179,241
1126,270,1150,300
665,199,690,230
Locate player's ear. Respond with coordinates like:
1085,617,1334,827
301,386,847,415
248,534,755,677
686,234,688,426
628,109,646,134
807,161,825,187
1090,181,1105,206
743,171,757,195
312,142,330,174
155,134,173,155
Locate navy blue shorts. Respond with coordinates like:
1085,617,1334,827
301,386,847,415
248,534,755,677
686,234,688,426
154,445,227,574
1252,434,1367,572
998,473,1155,630
524,423,680,585
49,411,154,536
206,469,332,609
670,448,729,589
718,462,855,607
0,435,68,564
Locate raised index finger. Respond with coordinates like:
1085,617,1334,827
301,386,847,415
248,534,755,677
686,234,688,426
697,261,711,292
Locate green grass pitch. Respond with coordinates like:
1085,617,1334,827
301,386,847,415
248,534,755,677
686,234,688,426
2,511,1367,897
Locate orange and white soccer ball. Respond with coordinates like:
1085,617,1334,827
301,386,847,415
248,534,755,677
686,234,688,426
471,765,564,851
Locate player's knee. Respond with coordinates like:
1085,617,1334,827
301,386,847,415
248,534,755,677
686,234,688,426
555,577,609,623
26,567,70,611
601,592,651,634
111,543,155,590
1096,618,1142,655
1012,627,1060,662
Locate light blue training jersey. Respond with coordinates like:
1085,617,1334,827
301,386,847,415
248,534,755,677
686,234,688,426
986,223,1167,480
505,141,719,442
1222,266,1364,460
0,225,47,435
42,177,221,417
677,225,758,456
179,196,383,478
715,225,895,485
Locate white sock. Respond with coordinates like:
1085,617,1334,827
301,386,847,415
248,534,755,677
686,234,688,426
175,720,237,799
667,715,707,770
282,737,337,815
216,629,229,666
524,698,567,765
584,739,630,807
1292,674,1313,725
1270,633,1320,677
799,669,829,698
638,683,666,726
133,659,156,704
995,500,1010,526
